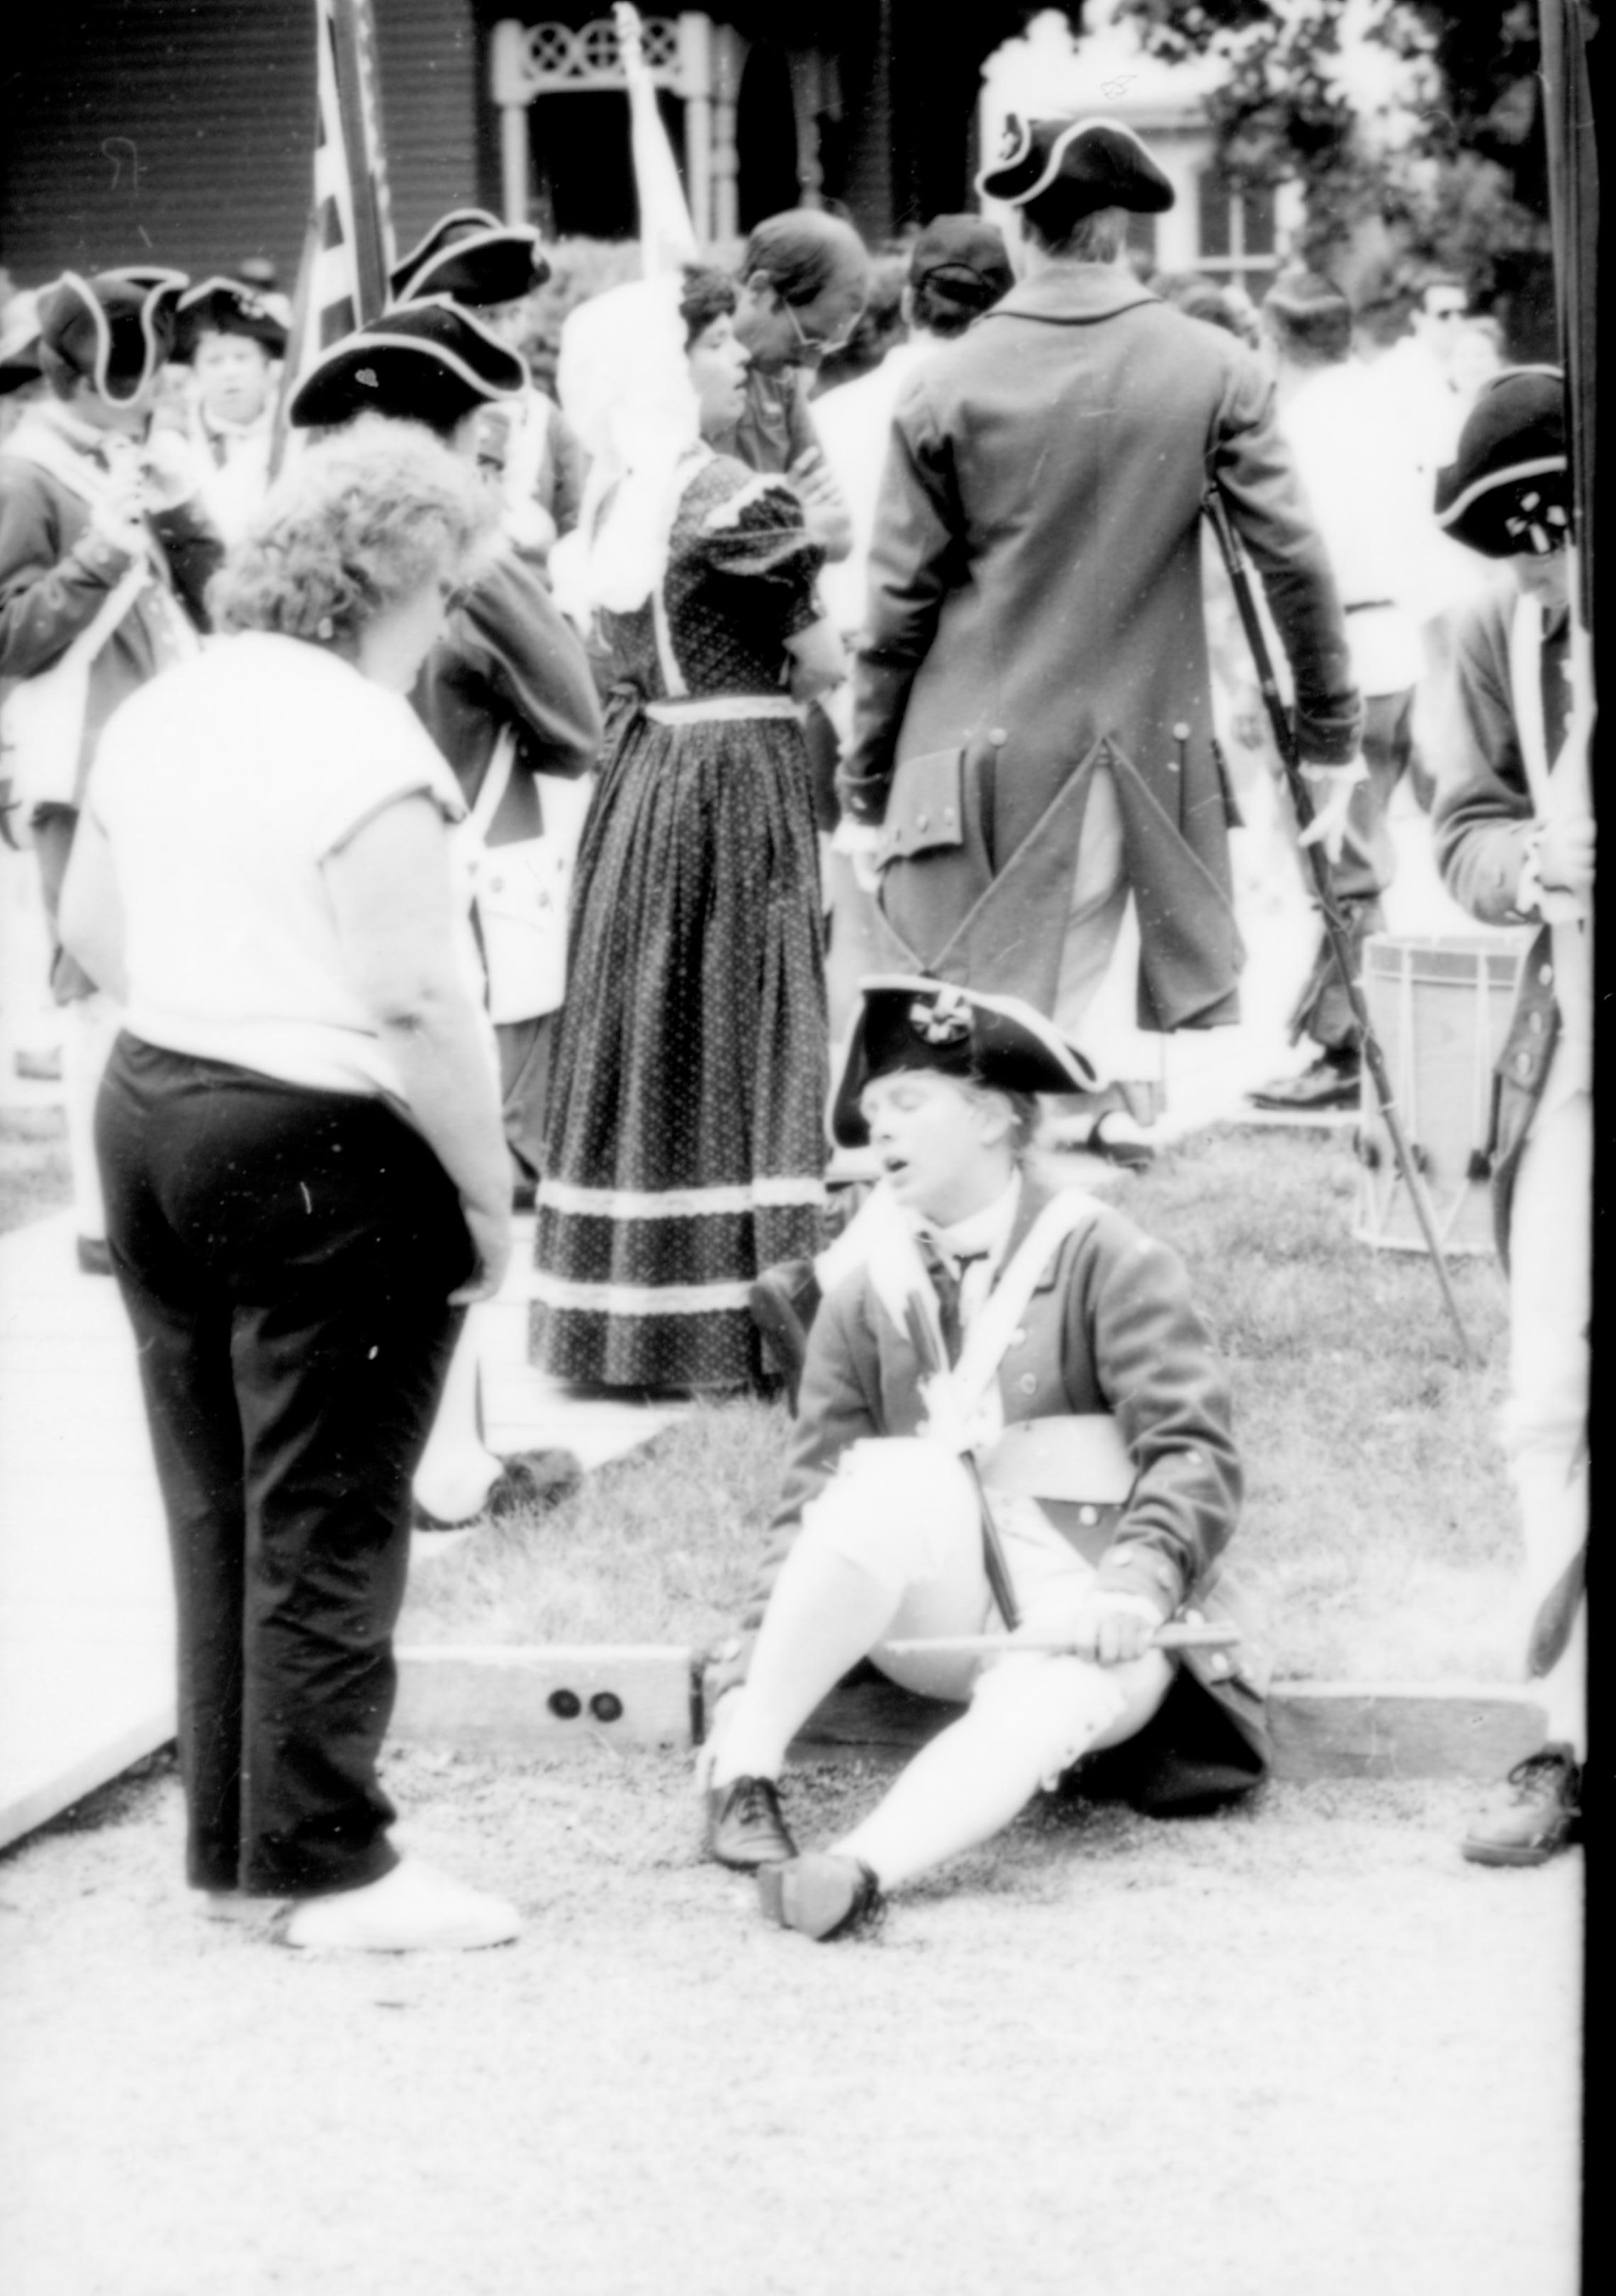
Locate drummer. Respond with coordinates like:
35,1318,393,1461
703,977,1269,1939
1427,373,1590,1869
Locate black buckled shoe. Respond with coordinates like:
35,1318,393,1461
1248,1049,1362,1112
758,1852,882,1941
486,1448,584,1519
1461,1744,1581,1867
707,1775,798,1870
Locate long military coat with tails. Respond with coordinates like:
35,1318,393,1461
838,266,1362,1031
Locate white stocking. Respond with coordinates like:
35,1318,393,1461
838,1650,1172,1890
712,1538,902,1788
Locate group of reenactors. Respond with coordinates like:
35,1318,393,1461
0,103,1589,1946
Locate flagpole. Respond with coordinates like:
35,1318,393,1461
267,204,322,484
266,0,395,484
330,0,390,323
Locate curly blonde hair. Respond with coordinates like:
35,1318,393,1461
208,416,494,647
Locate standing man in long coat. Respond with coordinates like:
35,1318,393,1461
838,116,1364,1044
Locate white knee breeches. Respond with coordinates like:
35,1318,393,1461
799,1436,1174,1783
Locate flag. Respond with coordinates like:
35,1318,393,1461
309,0,395,347
614,3,700,276
270,0,397,473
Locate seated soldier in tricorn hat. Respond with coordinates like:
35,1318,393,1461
704,978,1269,1940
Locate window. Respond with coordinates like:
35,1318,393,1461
1195,174,1279,298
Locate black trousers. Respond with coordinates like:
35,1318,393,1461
97,1036,471,1895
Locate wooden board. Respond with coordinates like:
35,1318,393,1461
393,1644,700,1750
780,1671,1547,1782
1267,1681,1548,1782
393,1653,1547,1784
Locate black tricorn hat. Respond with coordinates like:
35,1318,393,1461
289,298,528,436
1434,367,1571,558
0,289,43,395
976,113,1175,216
173,276,291,361
389,208,550,309
36,268,188,404
830,976,1099,1149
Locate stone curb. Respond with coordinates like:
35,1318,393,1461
392,1645,1547,1782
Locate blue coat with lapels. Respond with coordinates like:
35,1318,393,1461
838,267,1360,1032
740,1173,1271,1811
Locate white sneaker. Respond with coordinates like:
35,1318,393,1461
195,1890,287,1926
280,1856,521,1953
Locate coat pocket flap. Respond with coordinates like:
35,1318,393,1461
878,746,967,865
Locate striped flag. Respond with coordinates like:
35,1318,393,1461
270,0,396,471
310,0,395,347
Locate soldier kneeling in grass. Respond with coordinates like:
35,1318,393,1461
702,978,1269,1940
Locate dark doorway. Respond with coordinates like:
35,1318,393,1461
526,87,687,239
736,44,801,228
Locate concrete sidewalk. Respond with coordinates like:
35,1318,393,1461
0,1208,683,1850
0,1211,174,1850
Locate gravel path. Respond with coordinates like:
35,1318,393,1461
0,1750,1581,2296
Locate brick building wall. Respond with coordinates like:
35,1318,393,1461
1,0,478,291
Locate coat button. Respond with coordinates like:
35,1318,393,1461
917,812,930,830
1010,1327,1027,1347
1539,963,1554,986
989,727,1008,747
1528,1011,1545,1034
1018,1373,1037,1395
1515,1051,1533,1077
1079,1505,1099,1526
1172,721,1191,741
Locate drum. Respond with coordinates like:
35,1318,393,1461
1354,930,1533,1256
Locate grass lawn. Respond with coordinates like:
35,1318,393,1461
402,1127,1519,1686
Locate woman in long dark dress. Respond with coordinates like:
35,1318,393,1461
534,272,844,1390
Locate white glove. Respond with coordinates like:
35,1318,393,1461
832,814,885,896
1298,755,1369,864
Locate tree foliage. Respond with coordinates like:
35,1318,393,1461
1110,1,1556,327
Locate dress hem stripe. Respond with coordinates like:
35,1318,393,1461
539,1176,825,1219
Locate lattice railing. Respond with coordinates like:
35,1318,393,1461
498,16,684,96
